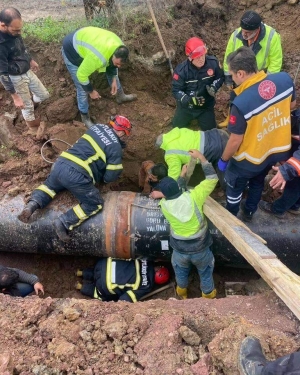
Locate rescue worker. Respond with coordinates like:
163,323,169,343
62,26,137,128
218,47,296,221
0,265,44,297
76,257,170,303
239,336,300,375
223,10,282,89
172,37,224,130
17,115,132,242
0,7,50,134
259,137,300,218
156,127,228,185
151,150,218,300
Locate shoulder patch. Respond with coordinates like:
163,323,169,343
258,80,276,100
173,73,179,80
229,115,236,125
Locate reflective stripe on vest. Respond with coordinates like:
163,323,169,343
261,28,275,71
73,31,107,66
165,131,205,157
36,184,56,198
287,157,300,176
106,258,141,295
233,28,276,71
60,133,108,184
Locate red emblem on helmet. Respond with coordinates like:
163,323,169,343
258,80,276,100
207,69,214,76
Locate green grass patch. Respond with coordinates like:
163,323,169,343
23,16,110,43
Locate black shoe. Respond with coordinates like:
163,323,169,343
53,218,71,242
240,199,254,222
18,201,40,223
239,336,266,375
258,200,285,219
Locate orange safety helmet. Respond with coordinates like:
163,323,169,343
154,266,170,284
109,115,132,136
185,37,207,59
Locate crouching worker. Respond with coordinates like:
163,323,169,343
76,257,170,303
138,161,168,195
151,150,218,300
0,265,44,297
18,115,132,242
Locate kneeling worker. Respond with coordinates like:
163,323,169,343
151,150,218,299
76,257,170,303
18,115,132,242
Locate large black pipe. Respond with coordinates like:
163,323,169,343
1,192,300,273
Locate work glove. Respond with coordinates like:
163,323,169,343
206,85,217,97
218,157,229,172
190,96,205,107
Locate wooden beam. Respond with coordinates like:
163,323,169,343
204,196,300,320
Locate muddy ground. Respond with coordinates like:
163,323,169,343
0,0,300,374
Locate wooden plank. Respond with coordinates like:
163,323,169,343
203,196,300,320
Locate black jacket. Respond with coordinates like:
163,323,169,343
172,56,224,110
0,31,31,93
93,258,155,303
59,124,124,184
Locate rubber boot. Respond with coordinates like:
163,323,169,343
176,286,187,299
26,118,41,135
239,336,266,375
80,113,94,129
202,288,217,299
116,88,137,104
53,218,71,242
18,201,40,223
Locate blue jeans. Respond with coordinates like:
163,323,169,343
171,247,215,294
16,282,34,297
31,160,104,230
272,178,300,214
61,48,121,114
225,165,271,216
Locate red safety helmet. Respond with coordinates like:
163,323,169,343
185,37,207,59
109,115,132,136
154,266,170,285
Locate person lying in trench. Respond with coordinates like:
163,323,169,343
0,265,44,297
75,257,170,303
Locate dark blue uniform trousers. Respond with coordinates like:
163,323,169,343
224,163,272,216
30,160,104,230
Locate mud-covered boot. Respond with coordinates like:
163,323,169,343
80,113,94,129
239,336,266,375
53,218,71,242
18,201,40,223
202,288,217,299
26,118,41,135
116,88,137,104
176,286,187,300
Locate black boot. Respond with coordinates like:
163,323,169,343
239,336,266,375
53,218,71,242
18,201,40,223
